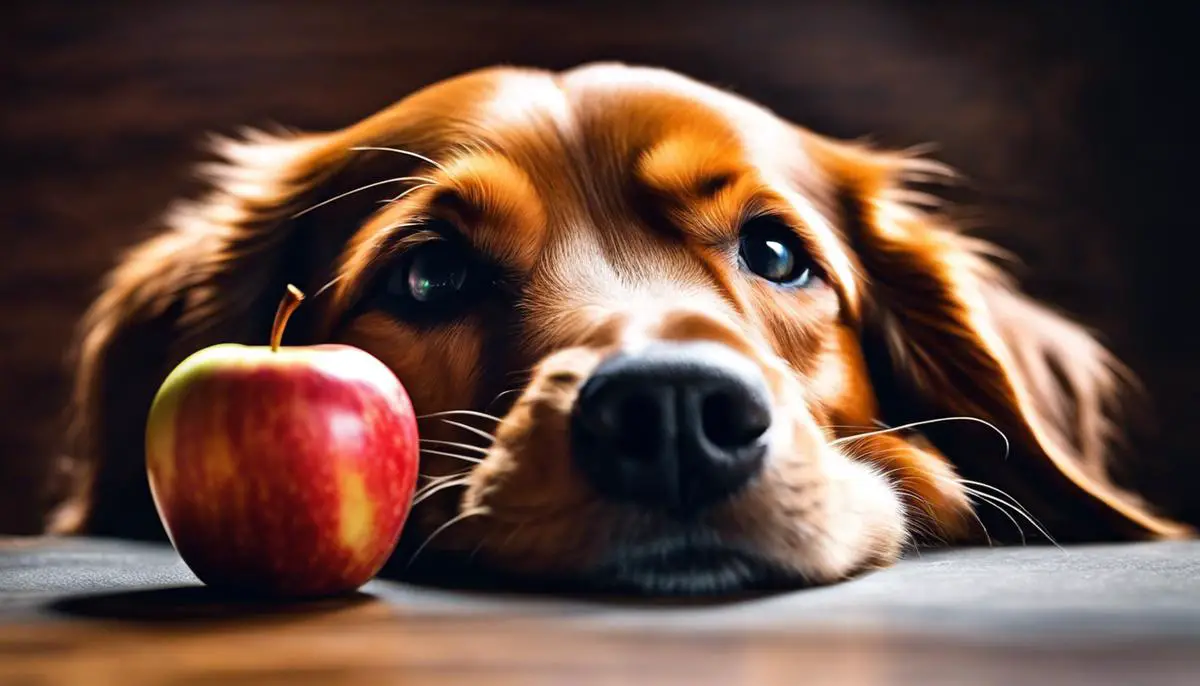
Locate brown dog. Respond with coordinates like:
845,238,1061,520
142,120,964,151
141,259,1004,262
51,63,1189,594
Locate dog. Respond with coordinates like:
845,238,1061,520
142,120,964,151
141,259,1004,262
49,63,1190,595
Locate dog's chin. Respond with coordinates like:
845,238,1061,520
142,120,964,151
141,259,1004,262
582,533,803,597
397,529,804,598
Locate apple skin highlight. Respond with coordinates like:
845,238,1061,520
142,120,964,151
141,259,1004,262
145,337,420,598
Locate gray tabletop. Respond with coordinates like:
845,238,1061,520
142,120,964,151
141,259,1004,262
3,537,1199,684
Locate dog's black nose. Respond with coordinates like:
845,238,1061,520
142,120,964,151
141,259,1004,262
570,342,771,513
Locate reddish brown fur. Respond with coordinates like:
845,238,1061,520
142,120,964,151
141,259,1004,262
50,64,1191,587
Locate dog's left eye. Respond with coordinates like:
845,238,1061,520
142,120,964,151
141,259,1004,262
738,217,818,287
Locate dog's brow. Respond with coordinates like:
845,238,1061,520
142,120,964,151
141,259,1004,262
355,153,546,277
434,156,547,273
636,135,745,201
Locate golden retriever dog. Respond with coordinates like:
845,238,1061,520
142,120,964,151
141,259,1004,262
50,63,1190,594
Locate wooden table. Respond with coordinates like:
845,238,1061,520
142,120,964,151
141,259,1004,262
3,537,1199,685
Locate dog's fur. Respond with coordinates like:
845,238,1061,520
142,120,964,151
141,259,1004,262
49,64,1190,594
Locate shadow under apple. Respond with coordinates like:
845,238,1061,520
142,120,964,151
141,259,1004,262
47,585,375,624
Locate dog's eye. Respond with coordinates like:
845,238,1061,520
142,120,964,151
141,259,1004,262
385,240,473,309
738,217,817,287
393,243,468,302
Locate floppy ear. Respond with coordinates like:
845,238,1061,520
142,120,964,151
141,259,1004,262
808,135,1191,543
47,127,394,539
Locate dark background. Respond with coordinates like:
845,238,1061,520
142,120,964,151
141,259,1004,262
1,0,1196,533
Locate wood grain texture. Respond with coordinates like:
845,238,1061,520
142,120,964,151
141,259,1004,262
5,613,1198,686
2,0,1197,532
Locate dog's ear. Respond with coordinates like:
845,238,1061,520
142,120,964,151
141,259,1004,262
805,134,1191,543
48,126,401,538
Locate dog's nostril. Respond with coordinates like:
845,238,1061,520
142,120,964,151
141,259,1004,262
700,388,769,450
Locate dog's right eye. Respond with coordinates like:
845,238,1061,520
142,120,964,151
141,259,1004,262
391,241,470,304
378,238,483,320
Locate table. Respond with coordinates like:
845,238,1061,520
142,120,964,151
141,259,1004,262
3,537,1199,685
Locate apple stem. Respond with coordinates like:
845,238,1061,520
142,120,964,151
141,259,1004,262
271,284,306,352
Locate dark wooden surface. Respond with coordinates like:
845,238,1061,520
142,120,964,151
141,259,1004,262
2,1,1198,533
4,536,1200,685
6,613,1195,686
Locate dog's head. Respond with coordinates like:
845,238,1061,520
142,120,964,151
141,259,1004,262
59,64,1189,595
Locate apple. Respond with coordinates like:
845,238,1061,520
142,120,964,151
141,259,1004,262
145,284,419,598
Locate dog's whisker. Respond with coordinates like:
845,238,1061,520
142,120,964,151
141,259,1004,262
820,423,894,433
309,274,345,301
415,469,471,489
830,416,1010,459
417,410,502,423
954,478,1045,526
438,419,496,444
375,219,424,233
957,495,995,548
291,176,436,218
958,486,1030,546
888,477,949,546
384,182,436,204
412,478,473,507
933,472,1059,549
861,426,1033,547
406,507,489,569
963,485,1060,549
504,366,536,382
467,533,491,566
419,469,470,481
413,472,473,501
418,447,483,464
873,456,998,548
350,145,448,173
421,439,489,456
893,493,946,550
486,388,524,412
928,471,1059,548
904,482,995,548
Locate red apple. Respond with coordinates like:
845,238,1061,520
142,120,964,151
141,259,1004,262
145,285,419,598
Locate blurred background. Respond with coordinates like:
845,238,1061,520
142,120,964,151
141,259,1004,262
1,0,1195,534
